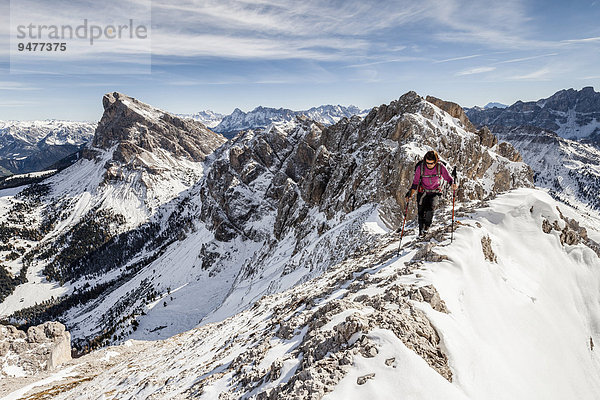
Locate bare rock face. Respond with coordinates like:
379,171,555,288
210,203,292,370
90,92,226,172
0,322,71,377
475,126,499,148
496,141,523,162
481,235,498,263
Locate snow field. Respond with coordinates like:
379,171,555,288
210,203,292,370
420,188,600,399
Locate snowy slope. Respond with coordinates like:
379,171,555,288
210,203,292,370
0,148,204,318
0,93,226,323
3,188,599,399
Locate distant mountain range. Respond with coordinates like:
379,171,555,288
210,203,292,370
465,87,600,211
466,87,600,143
179,104,369,137
0,120,96,177
175,110,225,129
492,125,600,210
0,105,367,177
3,88,600,216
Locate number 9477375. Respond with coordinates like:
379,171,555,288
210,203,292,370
17,42,66,51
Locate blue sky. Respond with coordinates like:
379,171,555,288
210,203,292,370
1,0,600,121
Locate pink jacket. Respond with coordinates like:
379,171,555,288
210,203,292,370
411,162,453,192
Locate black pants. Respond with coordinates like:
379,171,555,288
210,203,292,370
417,192,441,233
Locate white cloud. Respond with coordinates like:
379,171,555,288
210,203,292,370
146,0,430,61
508,67,552,81
149,32,368,60
345,56,428,68
425,0,559,50
496,53,558,64
0,81,39,90
561,37,600,44
456,66,496,76
3,0,598,69
434,54,481,63
0,99,39,107
151,0,427,38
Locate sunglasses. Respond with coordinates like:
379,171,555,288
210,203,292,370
425,160,436,165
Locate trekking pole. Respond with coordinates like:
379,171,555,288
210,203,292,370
451,167,457,243
396,200,410,256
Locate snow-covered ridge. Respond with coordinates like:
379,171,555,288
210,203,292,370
3,188,599,399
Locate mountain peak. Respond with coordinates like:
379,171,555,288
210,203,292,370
484,102,508,109
92,92,227,166
102,91,122,110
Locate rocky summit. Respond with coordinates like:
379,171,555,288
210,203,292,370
90,92,226,173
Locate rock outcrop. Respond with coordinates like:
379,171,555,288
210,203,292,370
91,92,227,170
0,322,71,377
542,207,600,257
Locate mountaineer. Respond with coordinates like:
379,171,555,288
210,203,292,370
405,150,457,237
